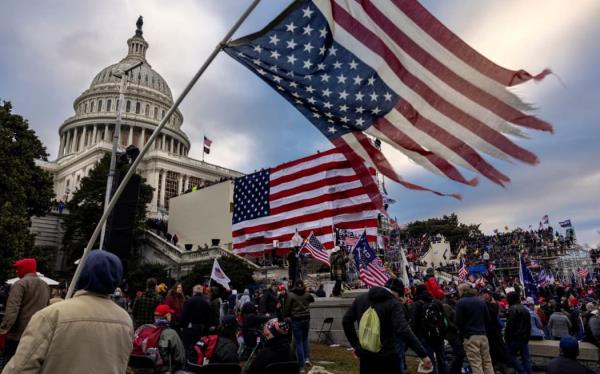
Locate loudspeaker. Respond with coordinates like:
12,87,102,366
104,173,141,266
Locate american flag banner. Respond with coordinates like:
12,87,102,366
352,231,389,287
457,258,468,281
577,267,589,278
203,136,212,154
559,219,572,228
224,0,551,201
232,148,378,256
301,231,331,266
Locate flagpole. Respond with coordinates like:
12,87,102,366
66,0,263,299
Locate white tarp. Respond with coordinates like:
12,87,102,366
5,272,59,286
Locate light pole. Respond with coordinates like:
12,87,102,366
99,60,143,250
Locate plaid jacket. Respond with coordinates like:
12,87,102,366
330,251,349,281
132,290,162,327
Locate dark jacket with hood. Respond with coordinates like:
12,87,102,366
259,288,278,315
343,287,427,359
411,285,445,341
241,303,270,347
284,287,314,320
505,303,532,343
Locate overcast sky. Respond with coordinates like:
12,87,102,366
1,1,599,247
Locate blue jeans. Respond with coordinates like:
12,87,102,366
421,338,448,374
395,337,406,374
292,319,310,368
507,341,532,374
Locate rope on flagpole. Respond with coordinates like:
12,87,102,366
66,0,263,298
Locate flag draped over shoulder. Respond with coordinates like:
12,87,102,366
232,148,378,256
352,232,389,287
224,0,551,199
519,255,538,301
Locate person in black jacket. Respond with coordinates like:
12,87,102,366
504,292,532,374
246,318,296,374
259,284,278,316
343,285,432,374
480,289,511,373
188,315,240,365
547,336,595,374
240,302,270,359
181,284,213,348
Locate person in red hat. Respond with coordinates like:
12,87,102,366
0,258,49,363
132,303,186,372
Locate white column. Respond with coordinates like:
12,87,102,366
140,128,146,147
177,173,183,194
149,170,160,212
162,134,166,151
128,126,134,146
91,125,97,146
176,141,181,155
73,128,79,152
79,127,86,151
58,134,65,157
170,137,174,154
159,170,167,208
103,124,110,142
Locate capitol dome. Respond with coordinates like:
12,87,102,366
57,16,190,159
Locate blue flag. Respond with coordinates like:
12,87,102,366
352,232,389,287
519,255,539,301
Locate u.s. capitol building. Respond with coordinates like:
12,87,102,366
38,18,242,217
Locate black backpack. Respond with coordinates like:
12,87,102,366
421,300,447,340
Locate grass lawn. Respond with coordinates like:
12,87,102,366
310,343,421,374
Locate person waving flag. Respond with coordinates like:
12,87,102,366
301,231,331,266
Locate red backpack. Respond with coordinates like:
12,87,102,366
132,324,165,366
193,335,219,366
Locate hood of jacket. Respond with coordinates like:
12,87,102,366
368,287,393,303
292,287,306,296
15,258,37,278
77,250,123,294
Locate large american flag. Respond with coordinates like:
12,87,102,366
352,232,389,287
232,148,378,256
301,232,331,266
224,0,551,202
457,258,468,281
577,267,589,278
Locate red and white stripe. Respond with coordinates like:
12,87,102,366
314,0,551,189
359,258,389,287
577,267,589,278
458,266,468,281
302,232,331,266
233,148,379,256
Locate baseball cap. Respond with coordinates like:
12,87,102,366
154,304,175,316
384,277,405,296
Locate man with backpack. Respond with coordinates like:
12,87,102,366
504,292,532,374
343,279,432,374
412,284,448,374
132,304,186,373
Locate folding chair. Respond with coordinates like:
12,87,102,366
316,317,334,345
264,361,300,374
186,362,242,374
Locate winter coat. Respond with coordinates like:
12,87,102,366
242,313,270,347
455,293,489,339
343,287,428,359
330,250,349,281
212,336,240,364
548,312,572,338
284,288,314,320
156,324,186,372
2,290,133,374
181,294,213,347
259,289,278,315
0,273,49,341
411,289,445,342
546,355,595,374
245,335,296,374
588,314,600,346
529,309,544,339
505,304,531,343
165,293,184,322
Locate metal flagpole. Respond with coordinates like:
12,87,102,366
99,60,143,250
66,0,263,298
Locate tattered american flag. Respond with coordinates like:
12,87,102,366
224,0,551,203
232,148,378,255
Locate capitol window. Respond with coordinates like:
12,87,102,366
145,104,150,116
154,107,158,119
126,100,131,112
161,110,165,119
98,100,103,112
84,103,88,113
106,99,112,111
135,101,141,114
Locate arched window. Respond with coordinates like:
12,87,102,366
145,74,148,83
84,103,88,113
154,107,158,119
161,110,165,119
98,100,103,112
126,100,131,112
91,101,95,112
135,101,141,114
145,104,150,116
106,99,112,111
